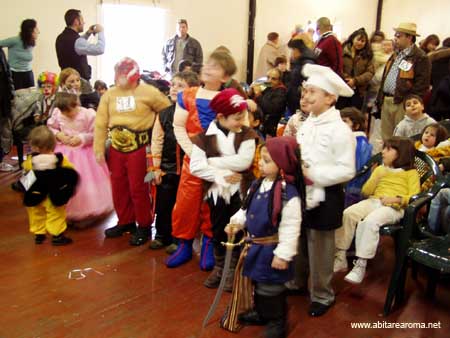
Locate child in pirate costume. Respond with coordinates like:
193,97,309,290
23,126,78,246
296,64,355,317
189,88,258,291
166,51,240,270
221,136,305,338
94,57,171,246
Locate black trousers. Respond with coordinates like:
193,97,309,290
155,174,180,245
12,70,34,90
207,192,242,255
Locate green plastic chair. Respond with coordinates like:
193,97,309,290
355,150,442,238
383,177,450,316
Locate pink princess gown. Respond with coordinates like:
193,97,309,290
47,107,114,221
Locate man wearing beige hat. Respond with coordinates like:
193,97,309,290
377,22,431,140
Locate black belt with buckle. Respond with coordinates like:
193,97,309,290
383,92,394,97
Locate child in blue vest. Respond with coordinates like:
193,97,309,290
222,136,306,338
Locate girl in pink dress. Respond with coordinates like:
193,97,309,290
47,91,113,222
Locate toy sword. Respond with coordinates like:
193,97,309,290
202,224,243,327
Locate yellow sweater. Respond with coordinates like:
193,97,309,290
94,83,171,156
361,166,420,207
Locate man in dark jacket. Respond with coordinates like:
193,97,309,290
287,38,316,115
162,19,203,76
55,9,105,81
377,22,431,139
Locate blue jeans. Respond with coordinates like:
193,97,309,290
428,188,450,233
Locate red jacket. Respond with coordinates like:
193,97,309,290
314,32,343,76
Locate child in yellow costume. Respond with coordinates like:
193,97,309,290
23,126,78,245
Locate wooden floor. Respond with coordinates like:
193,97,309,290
0,157,449,338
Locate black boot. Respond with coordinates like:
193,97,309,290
256,292,287,338
35,234,46,244
204,248,225,289
224,249,240,292
104,222,136,238
52,233,73,246
238,310,267,326
129,226,150,246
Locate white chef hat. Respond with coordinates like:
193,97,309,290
302,64,354,97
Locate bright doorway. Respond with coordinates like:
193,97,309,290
99,4,166,86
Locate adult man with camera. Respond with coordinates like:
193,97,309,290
55,9,105,82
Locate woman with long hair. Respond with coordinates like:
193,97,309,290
0,19,39,89
420,34,440,54
338,28,375,110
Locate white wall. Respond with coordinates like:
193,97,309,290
7,0,448,85
253,0,378,79
1,0,98,81
381,0,450,41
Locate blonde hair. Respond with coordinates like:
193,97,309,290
59,67,80,87
291,32,315,49
208,51,237,77
28,126,56,151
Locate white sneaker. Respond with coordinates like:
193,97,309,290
344,259,367,284
0,162,15,172
333,250,348,272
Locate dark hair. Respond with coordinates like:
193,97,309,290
288,38,308,53
403,94,424,109
267,32,279,42
20,19,37,48
191,62,202,75
178,59,193,72
407,34,417,44
420,34,440,53
442,37,450,48
383,137,416,170
172,71,200,87
242,145,306,225
55,92,79,112
28,125,56,151
421,123,449,146
94,80,107,91
340,107,366,132
208,51,237,76
370,30,385,43
65,9,81,26
249,106,263,123
274,56,287,67
177,19,188,26
343,28,373,60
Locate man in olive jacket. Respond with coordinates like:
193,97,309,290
162,19,203,76
377,22,431,140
